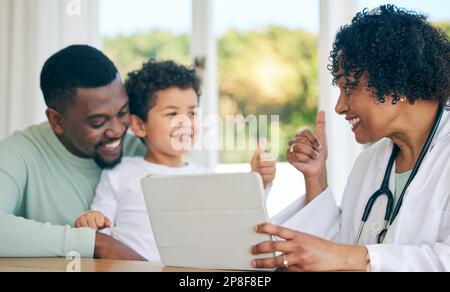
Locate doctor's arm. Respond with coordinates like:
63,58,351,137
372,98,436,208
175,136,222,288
365,228,450,271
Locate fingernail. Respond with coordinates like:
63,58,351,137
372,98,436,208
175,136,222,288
254,225,259,232
252,261,257,268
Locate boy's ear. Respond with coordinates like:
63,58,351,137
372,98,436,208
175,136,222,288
130,115,147,139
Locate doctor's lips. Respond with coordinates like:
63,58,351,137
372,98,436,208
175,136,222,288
346,116,361,130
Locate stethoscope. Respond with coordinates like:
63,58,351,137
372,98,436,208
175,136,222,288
354,105,445,246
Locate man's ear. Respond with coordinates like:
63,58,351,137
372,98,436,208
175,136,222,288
46,108,65,135
130,115,147,139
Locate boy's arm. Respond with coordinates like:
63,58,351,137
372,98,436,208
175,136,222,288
0,146,96,258
90,171,118,231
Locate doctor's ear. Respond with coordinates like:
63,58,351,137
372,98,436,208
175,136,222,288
130,115,147,139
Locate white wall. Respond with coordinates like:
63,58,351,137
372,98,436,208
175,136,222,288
0,0,99,140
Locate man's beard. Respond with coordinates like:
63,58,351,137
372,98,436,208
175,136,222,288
93,151,123,169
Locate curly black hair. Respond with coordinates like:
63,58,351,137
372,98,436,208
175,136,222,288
125,59,201,121
40,45,118,112
329,5,450,107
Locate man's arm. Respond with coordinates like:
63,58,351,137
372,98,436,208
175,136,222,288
0,145,96,258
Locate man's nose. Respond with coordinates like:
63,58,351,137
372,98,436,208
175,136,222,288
105,118,126,138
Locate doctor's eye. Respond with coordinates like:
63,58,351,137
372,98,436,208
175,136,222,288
344,86,354,96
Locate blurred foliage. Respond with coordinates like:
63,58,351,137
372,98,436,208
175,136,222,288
103,31,191,78
217,26,318,163
435,21,450,37
103,22,449,163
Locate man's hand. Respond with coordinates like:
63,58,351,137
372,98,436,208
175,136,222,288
94,232,146,261
74,211,111,230
251,140,276,189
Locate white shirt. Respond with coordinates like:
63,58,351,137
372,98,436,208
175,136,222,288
91,157,206,262
273,110,450,272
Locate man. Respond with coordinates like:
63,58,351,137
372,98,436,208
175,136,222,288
0,45,146,260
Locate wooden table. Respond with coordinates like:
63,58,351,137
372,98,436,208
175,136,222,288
0,258,225,272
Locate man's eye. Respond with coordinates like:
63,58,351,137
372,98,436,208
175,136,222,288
91,123,105,129
118,111,129,118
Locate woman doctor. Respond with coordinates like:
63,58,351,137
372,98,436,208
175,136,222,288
251,5,450,272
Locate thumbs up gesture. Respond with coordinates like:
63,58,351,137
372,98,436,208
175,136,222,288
287,111,328,179
251,139,277,189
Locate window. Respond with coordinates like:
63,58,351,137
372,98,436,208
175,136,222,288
100,0,192,78
214,0,320,215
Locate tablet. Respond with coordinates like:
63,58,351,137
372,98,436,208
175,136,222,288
141,172,275,271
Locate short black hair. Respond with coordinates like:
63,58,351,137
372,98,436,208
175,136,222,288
125,59,201,121
40,45,119,112
329,5,450,107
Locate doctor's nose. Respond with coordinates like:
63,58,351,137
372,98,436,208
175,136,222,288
335,92,349,116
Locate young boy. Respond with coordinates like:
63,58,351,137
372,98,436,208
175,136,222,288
75,60,276,261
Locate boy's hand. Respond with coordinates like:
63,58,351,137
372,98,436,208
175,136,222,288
251,140,276,189
75,211,112,230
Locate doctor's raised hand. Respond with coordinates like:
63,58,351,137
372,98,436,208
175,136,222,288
287,111,328,204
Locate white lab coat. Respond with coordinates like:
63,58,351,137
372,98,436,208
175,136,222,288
272,110,450,272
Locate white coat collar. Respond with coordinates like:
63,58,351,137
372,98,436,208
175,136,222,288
375,109,450,171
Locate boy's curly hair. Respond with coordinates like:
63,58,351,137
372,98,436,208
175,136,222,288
329,5,450,107
125,59,201,121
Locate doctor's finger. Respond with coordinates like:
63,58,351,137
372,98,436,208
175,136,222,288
292,129,321,149
252,240,293,255
289,144,319,159
252,254,297,270
287,152,312,164
288,135,312,148
255,224,298,240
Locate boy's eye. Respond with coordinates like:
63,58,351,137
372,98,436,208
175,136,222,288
166,112,178,117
